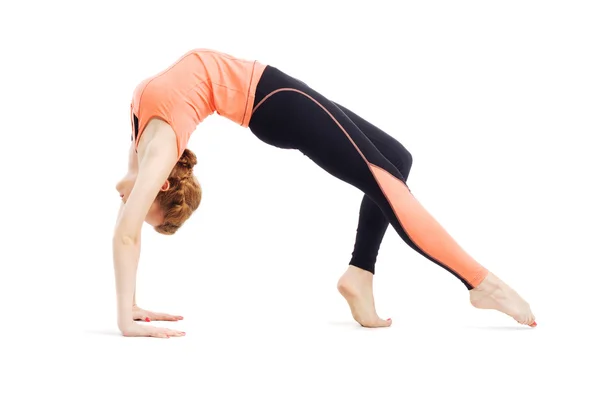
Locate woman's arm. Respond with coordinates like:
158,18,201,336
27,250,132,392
113,141,139,228
127,137,139,173
113,124,183,337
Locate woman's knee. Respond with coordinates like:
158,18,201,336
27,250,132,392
391,147,413,180
402,150,413,178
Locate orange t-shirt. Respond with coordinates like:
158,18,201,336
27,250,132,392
130,49,267,158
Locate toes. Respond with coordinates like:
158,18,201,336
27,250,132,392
525,314,536,327
359,317,392,328
373,318,392,328
516,316,537,327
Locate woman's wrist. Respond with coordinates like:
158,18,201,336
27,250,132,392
117,295,134,326
118,312,134,331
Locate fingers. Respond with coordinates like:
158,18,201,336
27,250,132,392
132,315,151,322
153,313,184,321
139,311,184,322
122,325,187,338
121,323,186,338
149,327,186,338
164,328,186,337
149,331,170,339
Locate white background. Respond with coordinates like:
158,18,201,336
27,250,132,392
1,0,599,398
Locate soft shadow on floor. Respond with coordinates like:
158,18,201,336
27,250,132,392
83,329,122,336
327,321,372,330
465,325,537,331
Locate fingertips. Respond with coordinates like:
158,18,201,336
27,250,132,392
154,333,169,338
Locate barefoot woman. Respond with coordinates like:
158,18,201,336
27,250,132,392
114,49,536,338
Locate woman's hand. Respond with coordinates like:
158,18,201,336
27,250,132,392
120,321,186,338
133,305,183,322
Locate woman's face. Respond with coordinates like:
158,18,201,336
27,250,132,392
115,173,165,227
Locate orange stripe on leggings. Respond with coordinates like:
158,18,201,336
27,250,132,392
254,88,489,288
368,163,488,287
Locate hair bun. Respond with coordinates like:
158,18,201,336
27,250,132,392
178,149,198,168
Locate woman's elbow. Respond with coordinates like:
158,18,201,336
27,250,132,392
113,233,137,246
113,225,140,246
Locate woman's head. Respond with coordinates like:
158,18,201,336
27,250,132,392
153,149,202,234
116,149,202,233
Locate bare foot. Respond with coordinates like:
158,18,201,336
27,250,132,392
470,271,537,327
337,265,392,328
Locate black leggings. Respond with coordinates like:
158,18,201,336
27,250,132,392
248,66,488,289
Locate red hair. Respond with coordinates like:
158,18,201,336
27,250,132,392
154,149,202,234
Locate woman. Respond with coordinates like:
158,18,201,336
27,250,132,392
114,49,536,338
